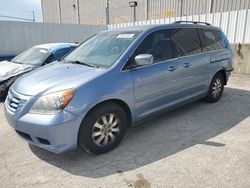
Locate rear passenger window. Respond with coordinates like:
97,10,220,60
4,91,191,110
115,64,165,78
199,29,225,51
133,29,174,63
171,28,201,57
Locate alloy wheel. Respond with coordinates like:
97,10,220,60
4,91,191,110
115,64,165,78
212,78,222,98
92,113,120,147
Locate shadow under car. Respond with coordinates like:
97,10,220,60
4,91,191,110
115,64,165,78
28,87,250,178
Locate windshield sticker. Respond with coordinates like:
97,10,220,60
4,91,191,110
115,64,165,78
39,49,48,53
116,34,135,39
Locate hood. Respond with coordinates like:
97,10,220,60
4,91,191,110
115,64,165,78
12,62,106,96
0,60,34,81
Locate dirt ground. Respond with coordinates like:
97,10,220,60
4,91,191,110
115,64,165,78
0,75,250,188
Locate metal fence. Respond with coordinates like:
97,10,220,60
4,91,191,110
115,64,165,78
108,9,250,44
0,21,106,56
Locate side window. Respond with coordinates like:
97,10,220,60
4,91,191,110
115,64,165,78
54,48,71,61
199,29,225,51
132,29,174,64
171,28,202,57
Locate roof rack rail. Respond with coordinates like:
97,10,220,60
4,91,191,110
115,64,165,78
174,21,211,26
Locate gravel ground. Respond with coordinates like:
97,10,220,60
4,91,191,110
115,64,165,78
0,75,250,188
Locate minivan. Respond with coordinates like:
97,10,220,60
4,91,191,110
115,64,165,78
4,22,233,154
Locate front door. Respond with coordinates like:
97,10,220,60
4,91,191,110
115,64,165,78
126,29,185,121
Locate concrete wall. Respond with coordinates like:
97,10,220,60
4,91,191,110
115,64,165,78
78,0,106,25
41,0,61,23
60,0,79,24
0,21,106,56
109,9,250,44
233,44,250,75
42,0,250,24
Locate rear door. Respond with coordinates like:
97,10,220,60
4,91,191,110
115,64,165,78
198,28,232,75
171,28,210,97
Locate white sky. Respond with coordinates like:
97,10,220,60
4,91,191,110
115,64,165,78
0,0,43,22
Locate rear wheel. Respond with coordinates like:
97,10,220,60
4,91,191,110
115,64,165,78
204,72,224,103
78,102,127,155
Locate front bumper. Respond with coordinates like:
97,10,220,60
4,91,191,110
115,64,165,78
4,100,83,153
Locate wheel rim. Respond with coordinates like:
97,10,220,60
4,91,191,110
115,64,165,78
92,113,120,147
212,78,222,98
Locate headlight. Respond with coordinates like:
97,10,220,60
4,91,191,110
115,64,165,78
29,89,75,114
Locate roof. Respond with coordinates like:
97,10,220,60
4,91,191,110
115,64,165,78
108,22,220,33
34,43,78,52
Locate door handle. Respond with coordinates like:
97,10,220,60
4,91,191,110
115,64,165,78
168,65,177,72
183,62,191,68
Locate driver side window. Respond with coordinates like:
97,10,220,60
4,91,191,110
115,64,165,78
126,29,174,69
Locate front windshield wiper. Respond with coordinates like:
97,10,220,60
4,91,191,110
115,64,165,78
65,60,99,68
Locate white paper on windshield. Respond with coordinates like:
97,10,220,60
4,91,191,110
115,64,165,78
39,49,48,53
116,34,135,39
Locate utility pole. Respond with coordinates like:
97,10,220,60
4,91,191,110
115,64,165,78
145,0,149,20
209,0,214,13
58,0,62,23
129,1,138,24
77,0,80,24
180,0,183,17
106,0,110,25
32,11,35,22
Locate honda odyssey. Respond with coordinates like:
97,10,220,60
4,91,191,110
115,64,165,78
4,22,233,154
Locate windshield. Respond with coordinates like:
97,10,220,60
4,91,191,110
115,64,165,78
64,31,140,68
12,47,51,65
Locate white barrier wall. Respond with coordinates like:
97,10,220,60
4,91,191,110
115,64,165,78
108,9,250,44
0,21,106,56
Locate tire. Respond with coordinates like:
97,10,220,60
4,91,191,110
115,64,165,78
204,72,224,103
0,84,8,101
78,102,127,155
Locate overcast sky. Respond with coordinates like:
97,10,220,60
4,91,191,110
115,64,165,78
0,0,43,22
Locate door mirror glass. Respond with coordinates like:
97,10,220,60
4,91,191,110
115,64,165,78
135,54,153,66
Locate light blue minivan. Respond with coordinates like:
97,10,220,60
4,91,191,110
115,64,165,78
4,22,233,154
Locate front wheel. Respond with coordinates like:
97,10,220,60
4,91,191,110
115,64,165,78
204,73,224,103
78,102,127,155
0,84,8,100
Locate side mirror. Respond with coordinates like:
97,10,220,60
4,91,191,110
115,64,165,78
135,54,153,66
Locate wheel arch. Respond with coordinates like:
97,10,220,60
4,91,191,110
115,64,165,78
214,69,227,85
76,98,133,147
81,99,133,127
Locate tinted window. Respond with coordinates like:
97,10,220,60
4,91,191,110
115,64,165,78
199,29,225,51
43,54,55,65
171,28,202,57
133,29,174,64
54,48,71,60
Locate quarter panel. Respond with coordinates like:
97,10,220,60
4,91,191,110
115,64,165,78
209,49,233,81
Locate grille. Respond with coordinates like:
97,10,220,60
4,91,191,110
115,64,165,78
6,89,29,113
7,92,21,112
